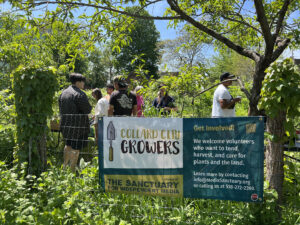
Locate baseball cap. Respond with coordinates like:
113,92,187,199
220,72,235,81
118,77,128,87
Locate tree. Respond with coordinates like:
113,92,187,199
159,30,208,71
39,19,90,86
0,13,91,87
113,6,160,78
86,47,107,88
0,13,45,85
210,49,255,82
98,42,118,83
259,58,300,204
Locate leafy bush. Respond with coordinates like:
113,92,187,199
0,127,15,165
0,89,16,165
12,62,58,174
1,157,299,225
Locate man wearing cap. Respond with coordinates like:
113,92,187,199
212,72,241,117
108,76,137,116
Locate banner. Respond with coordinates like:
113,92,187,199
98,117,264,202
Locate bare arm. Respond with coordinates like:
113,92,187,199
132,105,137,116
94,124,98,142
164,106,177,112
108,105,114,116
219,98,241,109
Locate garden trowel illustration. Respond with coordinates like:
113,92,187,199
107,121,116,161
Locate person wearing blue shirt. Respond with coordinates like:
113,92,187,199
153,84,177,115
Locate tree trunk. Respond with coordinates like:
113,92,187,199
109,66,113,82
266,110,286,204
180,99,185,117
248,61,268,116
37,133,47,172
248,60,285,205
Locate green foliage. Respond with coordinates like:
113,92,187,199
259,58,300,140
0,14,95,90
281,155,300,225
42,20,90,83
12,62,58,173
141,64,249,118
0,157,299,224
169,65,209,117
0,126,15,164
113,6,160,78
0,14,43,77
0,89,16,165
0,89,15,123
86,48,110,88
159,30,209,71
210,50,255,83
246,182,280,225
283,157,300,206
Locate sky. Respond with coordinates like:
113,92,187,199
146,1,179,41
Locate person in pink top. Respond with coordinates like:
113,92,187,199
135,86,144,117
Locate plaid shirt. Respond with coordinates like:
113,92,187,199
59,85,92,142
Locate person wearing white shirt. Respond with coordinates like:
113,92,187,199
92,84,114,141
92,88,107,142
94,94,109,118
212,72,241,117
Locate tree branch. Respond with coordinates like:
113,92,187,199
166,0,261,62
236,77,251,100
274,0,292,38
271,38,290,62
221,14,262,34
253,0,274,53
193,78,239,98
22,1,182,20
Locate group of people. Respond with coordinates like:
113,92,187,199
59,73,177,171
59,71,240,171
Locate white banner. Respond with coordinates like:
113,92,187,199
102,117,183,169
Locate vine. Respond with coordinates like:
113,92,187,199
12,62,58,175
259,58,300,142
258,58,300,205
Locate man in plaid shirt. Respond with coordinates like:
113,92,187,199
59,73,92,172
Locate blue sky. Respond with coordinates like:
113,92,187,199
146,1,179,40
155,20,178,41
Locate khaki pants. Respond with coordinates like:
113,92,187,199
63,146,80,172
